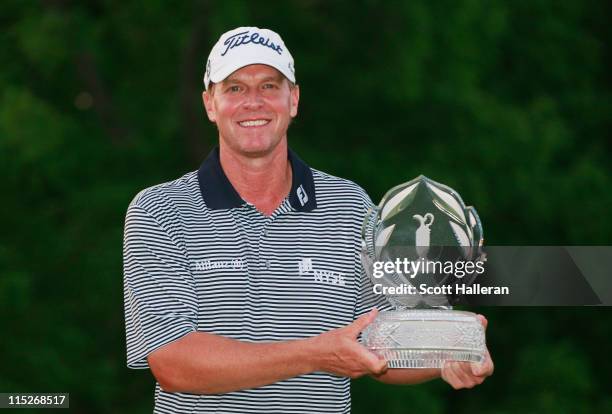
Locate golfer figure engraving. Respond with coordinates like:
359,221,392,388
413,213,434,258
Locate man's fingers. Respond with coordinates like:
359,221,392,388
471,362,487,377
472,316,493,377
472,350,494,377
450,361,483,388
374,353,388,375
350,341,387,375
364,351,388,375
348,308,378,336
476,314,488,330
450,362,471,384
442,363,462,389
375,359,388,375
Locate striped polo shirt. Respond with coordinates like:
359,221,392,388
123,148,389,413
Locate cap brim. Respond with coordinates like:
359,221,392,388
207,58,295,89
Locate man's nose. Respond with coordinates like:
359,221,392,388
242,89,264,109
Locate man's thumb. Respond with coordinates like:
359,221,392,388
349,308,379,336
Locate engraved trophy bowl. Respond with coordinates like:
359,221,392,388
361,175,486,368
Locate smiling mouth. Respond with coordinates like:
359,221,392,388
238,119,270,127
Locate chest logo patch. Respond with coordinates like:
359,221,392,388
298,258,347,286
195,258,247,271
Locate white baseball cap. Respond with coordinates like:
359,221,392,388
203,26,296,90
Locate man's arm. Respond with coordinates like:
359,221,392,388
148,309,388,394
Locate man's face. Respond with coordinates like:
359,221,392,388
203,64,299,157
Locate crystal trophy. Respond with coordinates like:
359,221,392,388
361,175,486,368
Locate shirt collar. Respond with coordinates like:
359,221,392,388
197,147,317,212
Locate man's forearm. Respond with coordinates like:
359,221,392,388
147,310,389,394
148,332,318,394
372,368,441,385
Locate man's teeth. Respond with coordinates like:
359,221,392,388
239,120,269,127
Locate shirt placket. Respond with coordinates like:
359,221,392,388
256,200,291,273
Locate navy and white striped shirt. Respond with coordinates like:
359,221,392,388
123,148,389,413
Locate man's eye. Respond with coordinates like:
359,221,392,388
263,83,277,89
227,85,242,93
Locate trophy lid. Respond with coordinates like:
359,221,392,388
361,175,483,308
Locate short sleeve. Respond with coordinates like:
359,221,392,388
123,204,197,369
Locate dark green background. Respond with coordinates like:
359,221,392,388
1,1,610,413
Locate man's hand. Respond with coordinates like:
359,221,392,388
441,314,494,389
310,308,388,378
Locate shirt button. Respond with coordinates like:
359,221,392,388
266,260,271,269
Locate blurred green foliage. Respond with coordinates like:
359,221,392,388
1,0,610,413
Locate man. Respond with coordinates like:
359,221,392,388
123,27,493,413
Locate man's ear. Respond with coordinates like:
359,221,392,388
290,84,300,118
203,90,216,123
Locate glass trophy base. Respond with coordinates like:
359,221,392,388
362,309,486,369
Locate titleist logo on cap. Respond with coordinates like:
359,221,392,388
221,30,283,56
204,26,295,89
